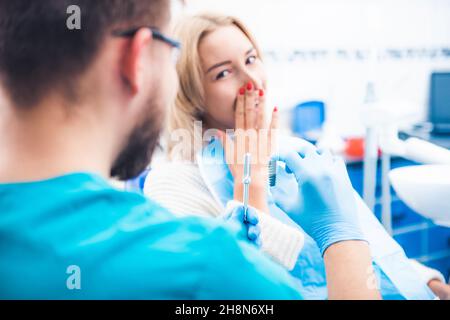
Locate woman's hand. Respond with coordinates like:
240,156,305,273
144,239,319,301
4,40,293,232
428,280,450,300
218,81,278,214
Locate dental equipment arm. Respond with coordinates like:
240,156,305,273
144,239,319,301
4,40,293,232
403,137,450,164
380,132,450,165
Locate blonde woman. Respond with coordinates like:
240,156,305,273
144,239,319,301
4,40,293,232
144,13,448,299
148,14,305,273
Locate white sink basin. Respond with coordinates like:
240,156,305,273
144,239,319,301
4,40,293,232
389,165,450,227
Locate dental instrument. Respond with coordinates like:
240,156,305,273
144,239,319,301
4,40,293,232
268,159,277,187
242,153,251,222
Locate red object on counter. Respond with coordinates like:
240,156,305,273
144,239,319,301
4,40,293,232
345,137,382,159
345,137,365,158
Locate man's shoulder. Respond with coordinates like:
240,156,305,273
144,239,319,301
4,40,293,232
0,173,243,299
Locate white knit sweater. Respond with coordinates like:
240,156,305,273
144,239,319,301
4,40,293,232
144,162,304,271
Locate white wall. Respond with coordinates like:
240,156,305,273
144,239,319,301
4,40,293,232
176,0,450,137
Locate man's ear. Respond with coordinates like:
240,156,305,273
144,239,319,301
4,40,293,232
120,28,153,95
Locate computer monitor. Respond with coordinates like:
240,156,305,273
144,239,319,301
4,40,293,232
429,72,450,134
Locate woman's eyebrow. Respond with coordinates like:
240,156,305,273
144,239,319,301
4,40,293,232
206,61,231,74
245,47,255,55
206,47,255,74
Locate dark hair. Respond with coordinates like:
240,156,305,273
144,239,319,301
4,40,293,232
0,0,169,108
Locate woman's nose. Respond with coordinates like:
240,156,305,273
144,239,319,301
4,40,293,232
241,71,263,91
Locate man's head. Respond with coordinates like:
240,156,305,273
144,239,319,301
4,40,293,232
0,0,178,180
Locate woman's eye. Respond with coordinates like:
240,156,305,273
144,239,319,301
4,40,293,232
246,55,257,65
215,70,231,80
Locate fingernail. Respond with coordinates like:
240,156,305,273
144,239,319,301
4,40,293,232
239,87,245,95
246,81,253,91
259,89,264,97
274,106,278,112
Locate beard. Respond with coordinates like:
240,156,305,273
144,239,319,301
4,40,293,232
110,96,165,181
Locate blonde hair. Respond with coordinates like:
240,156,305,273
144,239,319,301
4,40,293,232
166,13,262,160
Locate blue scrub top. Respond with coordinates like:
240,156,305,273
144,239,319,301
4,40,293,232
0,173,302,299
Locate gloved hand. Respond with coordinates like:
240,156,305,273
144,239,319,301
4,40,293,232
270,140,365,255
224,201,262,247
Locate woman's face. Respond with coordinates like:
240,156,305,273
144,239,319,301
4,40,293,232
199,25,267,130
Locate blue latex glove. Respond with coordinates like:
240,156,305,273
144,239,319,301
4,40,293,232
270,141,365,256
224,202,262,247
